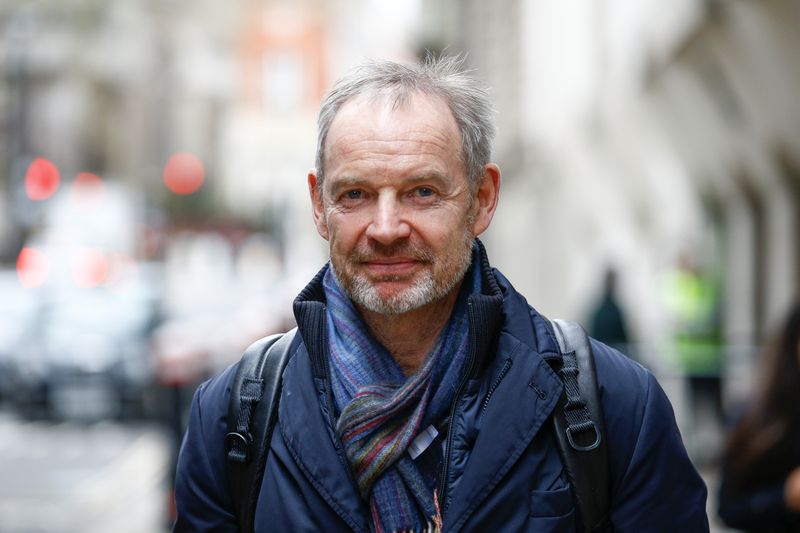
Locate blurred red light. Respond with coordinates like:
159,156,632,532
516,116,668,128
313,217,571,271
105,252,137,285
71,172,105,205
74,172,104,188
25,158,61,201
163,152,205,195
72,248,109,288
16,247,49,288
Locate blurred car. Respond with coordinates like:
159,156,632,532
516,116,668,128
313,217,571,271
10,180,163,420
0,270,41,405
41,267,160,420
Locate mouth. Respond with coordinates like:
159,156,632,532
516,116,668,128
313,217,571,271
361,258,420,277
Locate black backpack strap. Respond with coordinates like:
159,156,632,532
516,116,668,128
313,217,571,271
225,327,297,533
549,319,612,532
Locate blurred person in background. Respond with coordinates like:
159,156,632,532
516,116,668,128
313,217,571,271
173,57,707,532
663,251,724,464
589,267,633,360
718,301,800,531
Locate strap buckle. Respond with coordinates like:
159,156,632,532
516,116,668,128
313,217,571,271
566,424,601,452
225,431,252,463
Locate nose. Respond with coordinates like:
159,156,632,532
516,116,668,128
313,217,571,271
365,192,411,245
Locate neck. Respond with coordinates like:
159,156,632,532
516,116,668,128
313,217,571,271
358,282,463,376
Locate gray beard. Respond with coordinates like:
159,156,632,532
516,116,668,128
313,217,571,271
336,239,474,315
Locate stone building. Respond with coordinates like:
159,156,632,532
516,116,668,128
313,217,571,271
421,0,800,393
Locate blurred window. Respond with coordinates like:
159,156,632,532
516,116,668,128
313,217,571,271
262,51,304,113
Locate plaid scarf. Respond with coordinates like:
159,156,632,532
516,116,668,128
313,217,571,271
323,264,478,533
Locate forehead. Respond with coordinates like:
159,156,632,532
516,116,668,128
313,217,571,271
324,92,463,173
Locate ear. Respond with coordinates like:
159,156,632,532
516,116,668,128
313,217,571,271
470,163,501,236
308,170,329,240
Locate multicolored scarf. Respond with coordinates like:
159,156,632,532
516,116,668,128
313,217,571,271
323,263,479,533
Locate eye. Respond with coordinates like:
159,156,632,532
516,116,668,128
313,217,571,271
415,187,434,198
344,190,363,200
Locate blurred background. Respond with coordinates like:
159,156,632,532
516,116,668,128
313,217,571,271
1,0,798,531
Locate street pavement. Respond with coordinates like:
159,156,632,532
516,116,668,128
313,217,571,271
0,412,172,533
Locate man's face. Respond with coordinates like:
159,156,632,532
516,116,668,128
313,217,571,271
309,92,497,315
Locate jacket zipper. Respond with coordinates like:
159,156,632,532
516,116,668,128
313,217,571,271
479,358,512,418
437,300,478,518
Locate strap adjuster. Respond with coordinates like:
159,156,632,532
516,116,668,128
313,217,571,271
566,424,601,452
225,431,252,463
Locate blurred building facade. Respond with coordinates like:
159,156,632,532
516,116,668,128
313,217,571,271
0,0,424,378
422,0,800,399
3,0,798,389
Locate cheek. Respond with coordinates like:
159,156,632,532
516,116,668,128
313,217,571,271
325,214,363,249
415,210,472,242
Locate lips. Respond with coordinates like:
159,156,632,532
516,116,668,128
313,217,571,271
362,258,420,277
349,242,434,280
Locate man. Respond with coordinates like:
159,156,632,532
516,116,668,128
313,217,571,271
174,57,708,532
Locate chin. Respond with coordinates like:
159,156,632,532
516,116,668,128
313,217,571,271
351,278,437,315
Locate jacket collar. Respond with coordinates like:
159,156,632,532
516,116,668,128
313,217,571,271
292,264,329,379
490,267,562,361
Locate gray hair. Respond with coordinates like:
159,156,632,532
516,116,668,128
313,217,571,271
314,55,495,191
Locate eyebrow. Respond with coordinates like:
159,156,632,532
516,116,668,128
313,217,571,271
405,172,450,187
328,172,451,195
327,176,368,197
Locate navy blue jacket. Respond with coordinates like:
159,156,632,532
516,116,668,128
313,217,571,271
174,246,708,532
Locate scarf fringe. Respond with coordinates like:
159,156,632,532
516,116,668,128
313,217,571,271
392,488,443,533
